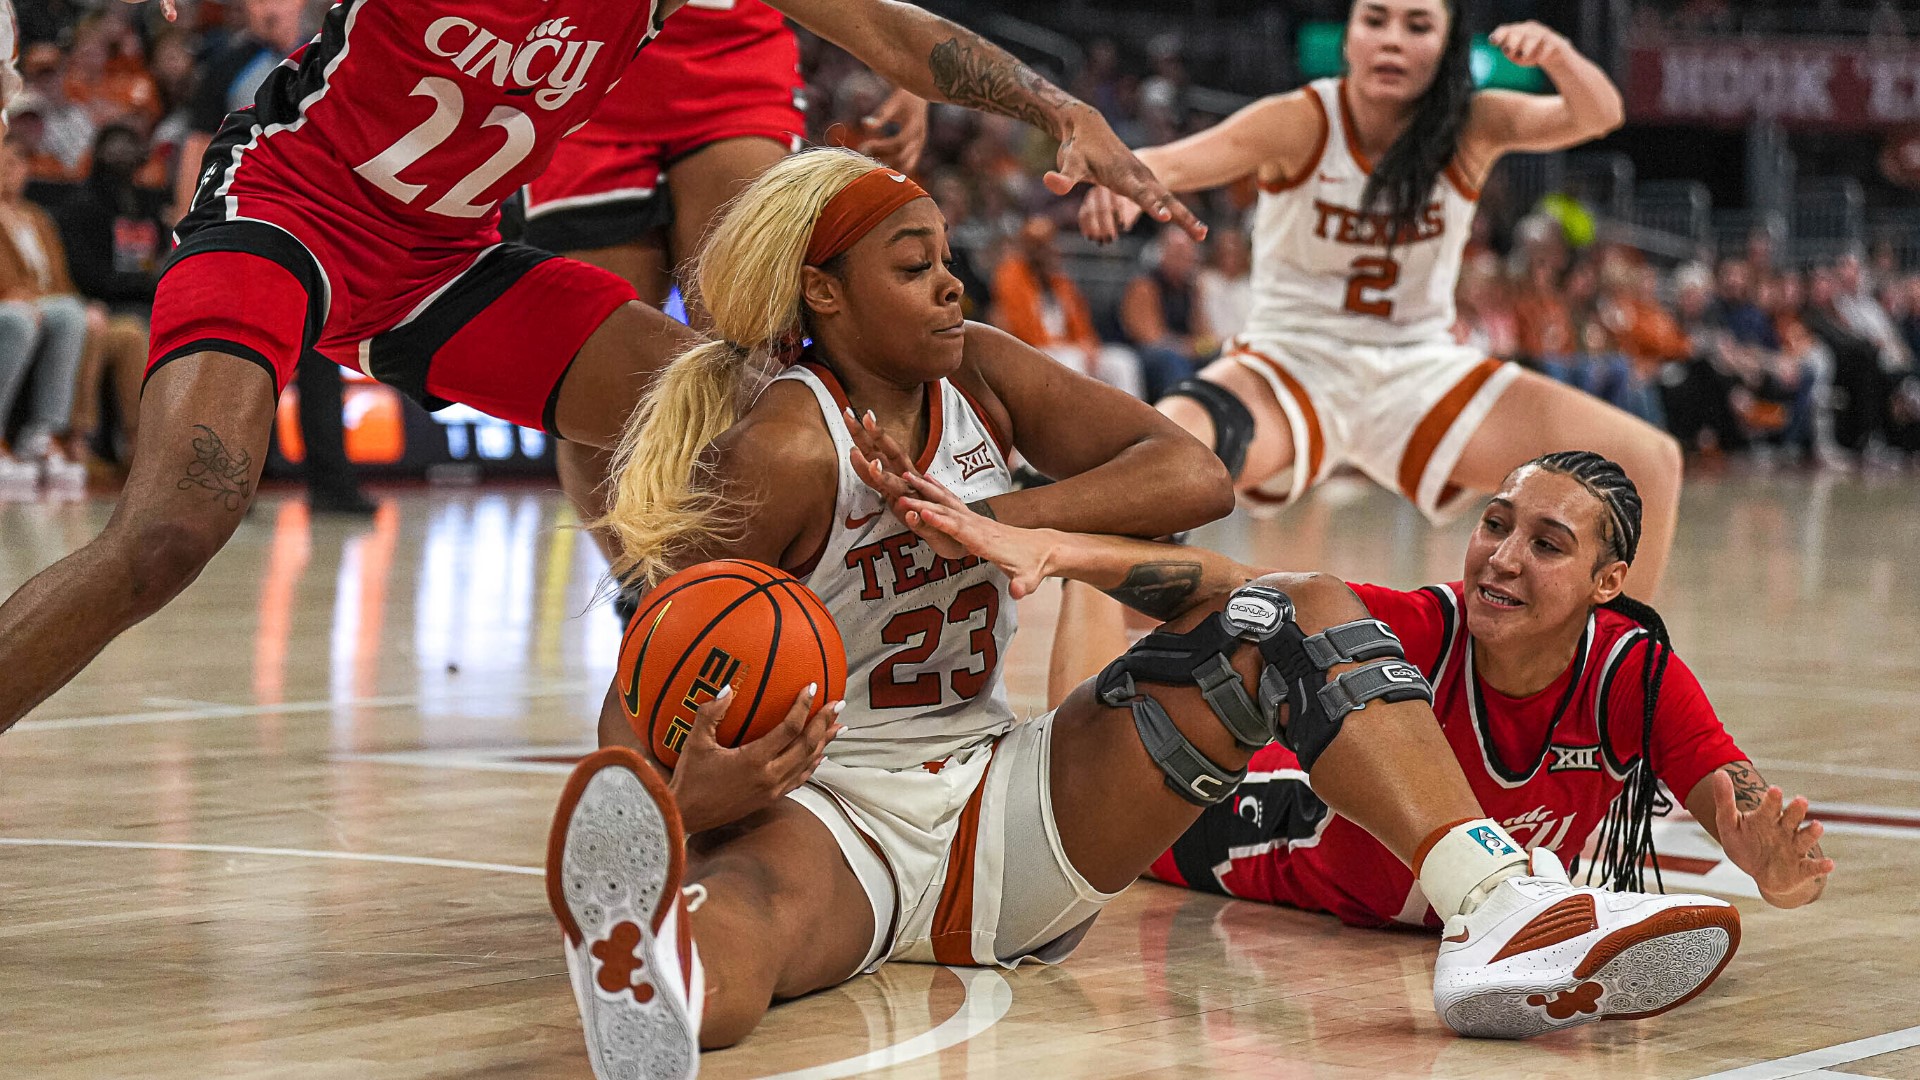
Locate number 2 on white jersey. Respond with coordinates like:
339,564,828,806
354,76,536,219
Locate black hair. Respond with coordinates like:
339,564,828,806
1353,0,1477,249
1527,450,1670,892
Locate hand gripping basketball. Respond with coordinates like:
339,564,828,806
670,683,845,835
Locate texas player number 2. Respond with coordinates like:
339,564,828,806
354,77,537,220
1344,255,1400,318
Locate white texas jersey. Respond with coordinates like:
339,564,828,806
774,361,1018,771
1243,78,1480,348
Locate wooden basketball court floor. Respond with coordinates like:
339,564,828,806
3,469,1918,1079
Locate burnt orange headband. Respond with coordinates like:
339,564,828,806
804,167,929,266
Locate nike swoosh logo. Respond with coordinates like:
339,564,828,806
620,600,673,717
1319,173,1340,183
845,510,882,530
1443,929,1470,943
886,171,907,182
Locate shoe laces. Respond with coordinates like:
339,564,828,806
681,883,708,912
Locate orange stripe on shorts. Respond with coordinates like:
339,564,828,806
1399,358,1501,503
928,755,996,965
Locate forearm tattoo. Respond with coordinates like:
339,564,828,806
967,498,998,521
1102,560,1204,621
177,424,253,511
928,33,1080,139
1723,761,1769,812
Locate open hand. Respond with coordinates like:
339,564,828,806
893,471,1057,599
858,89,929,173
668,683,843,834
1711,769,1833,908
1047,106,1204,242
1079,185,1144,244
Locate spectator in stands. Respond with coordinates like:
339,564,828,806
0,132,89,493
1602,263,1689,373
1196,228,1251,343
16,44,93,182
1514,258,1576,379
1712,258,1777,350
1832,252,1911,374
1119,228,1213,399
144,31,199,199
176,0,311,219
991,214,1140,396
64,13,161,128
1804,264,1904,459
1663,261,1746,455
1573,319,1662,427
1454,252,1518,361
55,124,164,464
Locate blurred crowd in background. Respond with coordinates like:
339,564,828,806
0,0,1914,506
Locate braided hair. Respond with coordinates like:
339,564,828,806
1527,451,1673,892
1353,0,1477,251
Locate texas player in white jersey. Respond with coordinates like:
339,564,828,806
1079,1,1681,595
543,151,1743,1077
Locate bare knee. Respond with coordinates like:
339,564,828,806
108,514,235,614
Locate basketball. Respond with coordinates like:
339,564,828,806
616,559,847,768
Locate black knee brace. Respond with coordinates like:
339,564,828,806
1096,584,1434,805
1162,378,1255,480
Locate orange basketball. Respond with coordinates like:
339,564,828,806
617,560,846,768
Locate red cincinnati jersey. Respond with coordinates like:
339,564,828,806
1154,582,1745,928
576,0,797,137
210,1,662,243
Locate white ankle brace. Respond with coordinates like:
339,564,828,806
1416,818,1530,920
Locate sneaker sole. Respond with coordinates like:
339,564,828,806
1442,904,1740,1038
546,747,698,1080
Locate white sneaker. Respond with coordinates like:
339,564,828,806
547,747,704,1080
1433,849,1739,1038
38,446,87,495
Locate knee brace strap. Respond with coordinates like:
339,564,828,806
1163,377,1255,479
1096,586,1434,774
1127,694,1246,806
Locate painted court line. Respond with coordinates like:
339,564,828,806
758,966,1014,1080
1691,1023,1920,1079
18,681,598,733
0,837,1010,1078
0,837,542,876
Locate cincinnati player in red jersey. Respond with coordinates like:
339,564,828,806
894,450,1834,930
0,0,1206,731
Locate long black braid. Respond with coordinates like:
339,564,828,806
1354,0,1477,250
1529,451,1673,892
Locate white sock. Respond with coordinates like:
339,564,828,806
1415,818,1530,920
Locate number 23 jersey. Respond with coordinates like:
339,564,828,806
198,0,662,244
774,361,1019,772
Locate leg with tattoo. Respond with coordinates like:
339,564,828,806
0,351,276,730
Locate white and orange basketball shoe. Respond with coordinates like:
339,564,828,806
1433,848,1740,1038
548,747,705,1079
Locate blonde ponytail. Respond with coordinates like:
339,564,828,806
600,147,886,586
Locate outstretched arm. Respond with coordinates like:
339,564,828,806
1459,21,1624,175
886,467,1262,621
1684,762,1832,909
765,0,1204,238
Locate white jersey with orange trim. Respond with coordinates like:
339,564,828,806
1243,77,1480,348
771,360,1019,772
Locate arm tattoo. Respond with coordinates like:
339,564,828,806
177,424,253,511
1723,761,1770,812
1101,561,1204,622
967,499,998,521
928,34,1079,139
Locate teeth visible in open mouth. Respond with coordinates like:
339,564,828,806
1478,586,1521,608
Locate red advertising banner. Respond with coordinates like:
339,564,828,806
1626,39,1920,130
